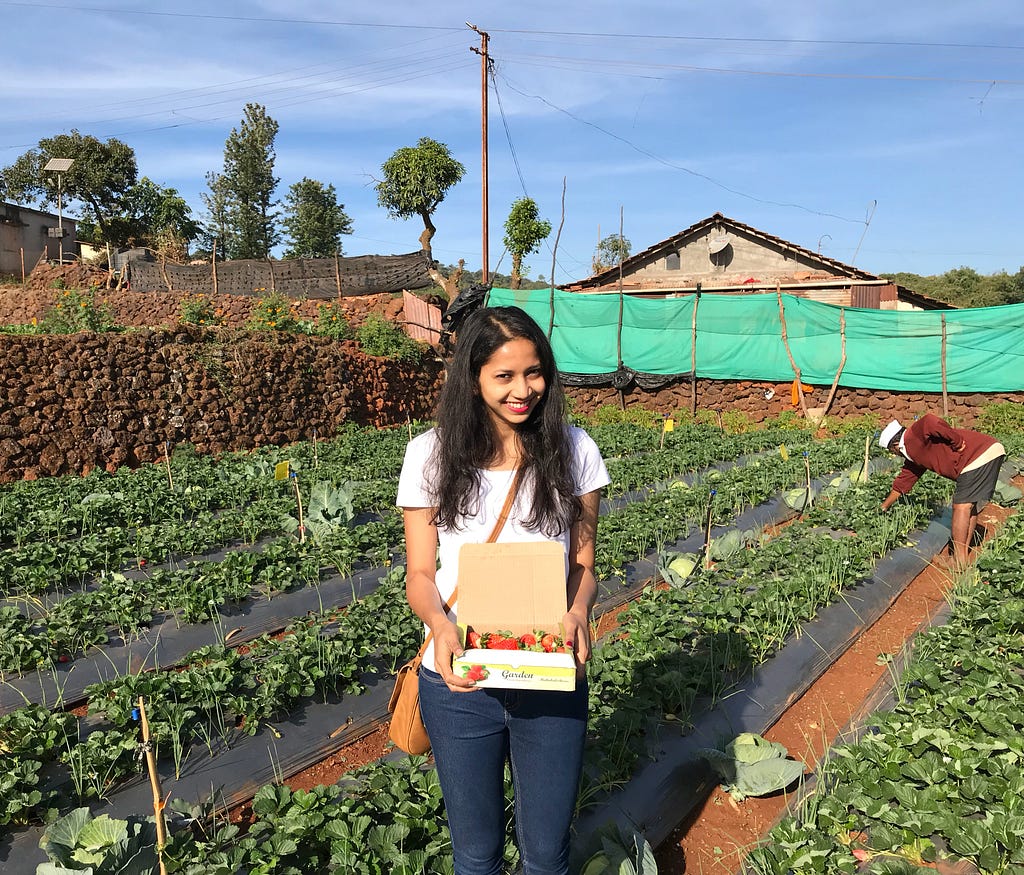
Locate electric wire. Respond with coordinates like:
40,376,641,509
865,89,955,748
494,68,865,225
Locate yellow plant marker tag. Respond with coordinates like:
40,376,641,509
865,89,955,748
779,444,789,461
274,461,291,481
663,419,675,432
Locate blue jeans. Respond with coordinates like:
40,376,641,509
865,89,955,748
419,667,588,875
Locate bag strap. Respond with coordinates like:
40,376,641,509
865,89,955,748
415,466,523,658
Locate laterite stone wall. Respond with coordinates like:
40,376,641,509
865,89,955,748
0,327,444,481
565,379,1024,428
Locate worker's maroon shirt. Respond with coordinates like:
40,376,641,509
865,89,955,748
892,413,998,494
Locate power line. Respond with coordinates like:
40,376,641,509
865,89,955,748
489,67,530,198
4,4,1020,52
504,52,1024,86
494,70,864,225
489,26,1024,53
0,2,464,30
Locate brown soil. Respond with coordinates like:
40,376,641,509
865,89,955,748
285,724,392,793
220,493,1017,871
656,502,1013,874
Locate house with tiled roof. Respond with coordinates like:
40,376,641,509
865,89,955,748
561,212,950,311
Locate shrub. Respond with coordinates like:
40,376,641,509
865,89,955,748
976,402,1024,434
312,301,353,341
246,291,304,332
39,286,117,333
179,292,221,326
355,314,425,361
587,404,662,428
766,409,818,432
719,410,755,434
829,412,882,436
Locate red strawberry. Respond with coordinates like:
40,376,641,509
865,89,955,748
467,630,482,648
489,637,518,650
58,654,70,663
518,633,537,648
486,634,507,649
540,633,556,653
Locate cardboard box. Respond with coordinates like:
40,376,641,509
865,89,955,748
451,541,576,692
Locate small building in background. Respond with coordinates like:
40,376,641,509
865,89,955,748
0,202,78,277
561,212,950,311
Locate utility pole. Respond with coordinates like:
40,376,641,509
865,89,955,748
468,23,490,285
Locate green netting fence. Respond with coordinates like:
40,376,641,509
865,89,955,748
486,288,1024,393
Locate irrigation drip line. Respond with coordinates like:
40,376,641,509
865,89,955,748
3,446,827,712
0,565,390,713
0,669,397,875
569,506,954,866
0,447,884,871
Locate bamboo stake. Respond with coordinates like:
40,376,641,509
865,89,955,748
801,451,812,516
268,257,276,294
334,251,342,297
137,697,169,875
312,427,319,469
163,442,174,491
20,247,25,283
941,314,949,418
703,491,716,569
862,432,871,482
821,308,847,417
160,253,172,293
292,473,305,543
777,285,809,419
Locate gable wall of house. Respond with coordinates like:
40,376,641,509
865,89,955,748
621,228,849,291
0,203,77,276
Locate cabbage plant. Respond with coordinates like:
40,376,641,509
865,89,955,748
698,732,805,801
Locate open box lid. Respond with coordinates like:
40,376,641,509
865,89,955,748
456,541,566,634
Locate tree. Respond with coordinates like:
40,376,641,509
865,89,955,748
0,130,137,246
203,103,280,259
79,177,200,257
375,137,465,264
592,233,631,274
281,178,353,258
502,198,551,289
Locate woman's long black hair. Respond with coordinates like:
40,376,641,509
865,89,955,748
430,306,580,536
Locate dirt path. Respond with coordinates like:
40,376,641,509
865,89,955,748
655,502,1012,874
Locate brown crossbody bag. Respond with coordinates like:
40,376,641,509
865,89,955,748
387,469,522,754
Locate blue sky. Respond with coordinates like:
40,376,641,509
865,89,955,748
2,1,1022,283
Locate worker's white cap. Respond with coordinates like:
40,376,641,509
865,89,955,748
879,420,903,449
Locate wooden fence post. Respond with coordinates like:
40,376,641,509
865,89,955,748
777,285,809,419
941,314,949,418
691,283,701,416
211,240,218,296
821,308,847,417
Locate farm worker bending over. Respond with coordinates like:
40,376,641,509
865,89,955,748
879,414,1004,568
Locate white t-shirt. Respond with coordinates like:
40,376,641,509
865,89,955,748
396,426,611,669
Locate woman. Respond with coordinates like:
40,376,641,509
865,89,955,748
397,306,609,875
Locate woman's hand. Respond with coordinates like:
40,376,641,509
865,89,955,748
430,618,479,693
561,607,592,679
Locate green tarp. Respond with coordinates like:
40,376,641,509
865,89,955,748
485,288,1024,393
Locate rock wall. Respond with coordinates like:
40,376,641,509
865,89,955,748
0,327,444,481
0,281,408,330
